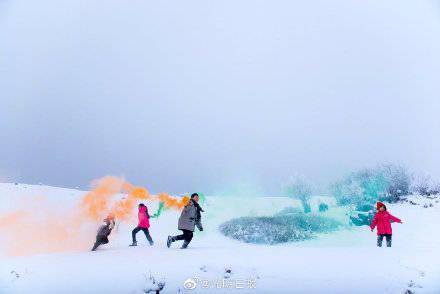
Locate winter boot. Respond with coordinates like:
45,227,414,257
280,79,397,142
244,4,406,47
181,241,190,249
129,241,137,247
91,242,99,251
167,236,174,248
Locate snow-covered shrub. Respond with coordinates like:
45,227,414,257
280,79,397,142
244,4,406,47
143,273,165,293
349,211,374,226
285,176,313,213
380,164,411,201
431,183,440,195
349,203,375,226
330,179,364,206
355,202,373,212
318,203,329,212
330,164,411,206
412,175,430,195
219,214,342,244
411,173,439,196
303,202,311,213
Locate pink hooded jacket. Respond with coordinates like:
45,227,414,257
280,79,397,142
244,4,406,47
138,205,150,228
370,210,401,235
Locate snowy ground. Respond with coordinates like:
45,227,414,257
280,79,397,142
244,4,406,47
0,183,439,293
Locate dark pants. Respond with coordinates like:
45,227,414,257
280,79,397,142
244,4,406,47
132,227,153,244
377,234,392,247
173,229,193,244
91,235,109,251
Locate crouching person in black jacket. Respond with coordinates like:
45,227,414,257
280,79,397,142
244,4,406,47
167,193,204,249
91,215,116,251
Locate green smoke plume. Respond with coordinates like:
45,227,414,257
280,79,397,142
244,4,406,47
150,202,165,218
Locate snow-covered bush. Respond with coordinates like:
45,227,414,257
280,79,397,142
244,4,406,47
143,273,165,294
318,203,329,212
411,173,439,196
330,164,411,206
381,164,411,201
330,179,364,206
349,210,374,226
219,214,342,244
432,183,440,195
355,202,373,212
285,176,313,213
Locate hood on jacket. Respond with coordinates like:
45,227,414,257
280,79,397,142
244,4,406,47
376,202,386,211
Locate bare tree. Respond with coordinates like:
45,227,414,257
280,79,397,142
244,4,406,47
285,176,313,213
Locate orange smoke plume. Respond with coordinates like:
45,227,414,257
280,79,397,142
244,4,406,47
80,176,188,221
0,200,93,256
80,176,126,220
0,211,27,229
158,192,190,209
0,176,191,256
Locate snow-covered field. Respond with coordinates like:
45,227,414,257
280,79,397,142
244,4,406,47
0,183,439,293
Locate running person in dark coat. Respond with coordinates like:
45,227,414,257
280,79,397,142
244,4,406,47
91,215,116,251
167,193,204,249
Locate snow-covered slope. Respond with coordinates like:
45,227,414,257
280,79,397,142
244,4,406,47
0,183,439,293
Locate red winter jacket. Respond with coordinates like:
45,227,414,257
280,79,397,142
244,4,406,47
370,210,401,235
138,206,150,228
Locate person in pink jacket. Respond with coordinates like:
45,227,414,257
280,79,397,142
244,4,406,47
130,203,154,246
370,202,403,247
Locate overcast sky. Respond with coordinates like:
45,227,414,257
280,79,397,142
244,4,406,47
1,0,439,195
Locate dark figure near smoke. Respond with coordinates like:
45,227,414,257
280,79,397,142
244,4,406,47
130,203,154,246
167,193,204,249
91,215,115,251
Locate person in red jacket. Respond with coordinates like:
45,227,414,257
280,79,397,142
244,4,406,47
130,203,154,246
370,202,403,247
